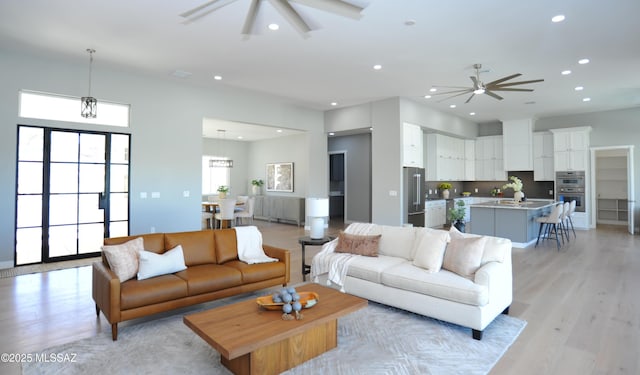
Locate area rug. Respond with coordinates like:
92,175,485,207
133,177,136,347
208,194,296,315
22,301,525,375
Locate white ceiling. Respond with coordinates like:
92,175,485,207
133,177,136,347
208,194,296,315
2,0,639,139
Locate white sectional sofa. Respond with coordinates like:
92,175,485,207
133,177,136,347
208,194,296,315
311,223,512,340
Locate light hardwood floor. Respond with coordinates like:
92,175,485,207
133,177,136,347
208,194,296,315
0,221,637,374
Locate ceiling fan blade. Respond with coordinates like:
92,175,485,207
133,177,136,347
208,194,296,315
489,87,535,92
484,90,504,100
269,0,312,34
491,79,545,88
180,0,240,23
485,73,522,86
291,0,365,19
431,89,473,96
432,85,472,90
465,93,475,104
436,89,474,102
241,0,261,35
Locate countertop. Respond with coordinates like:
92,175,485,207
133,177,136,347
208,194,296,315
470,199,555,210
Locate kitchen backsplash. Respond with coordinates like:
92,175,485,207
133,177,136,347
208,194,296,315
426,171,555,199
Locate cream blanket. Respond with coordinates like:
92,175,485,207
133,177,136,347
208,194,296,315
234,226,278,264
311,222,377,291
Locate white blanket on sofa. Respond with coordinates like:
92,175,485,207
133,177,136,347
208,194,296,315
234,226,278,264
311,222,377,291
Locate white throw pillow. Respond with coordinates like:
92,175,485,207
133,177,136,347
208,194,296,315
412,228,450,273
137,245,187,281
442,236,487,278
102,237,143,282
449,225,510,266
377,225,416,260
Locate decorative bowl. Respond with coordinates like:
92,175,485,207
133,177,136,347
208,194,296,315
256,291,319,311
462,192,471,197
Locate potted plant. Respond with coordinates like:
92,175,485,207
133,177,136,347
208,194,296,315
438,182,452,199
449,200,466,232
502,176,524,202
251,179,264,195
217,185,229,199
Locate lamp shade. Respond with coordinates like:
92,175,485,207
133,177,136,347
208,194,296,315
306,198,329,217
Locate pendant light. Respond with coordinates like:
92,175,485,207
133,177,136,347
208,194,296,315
209,129,233,168
81,48,97,118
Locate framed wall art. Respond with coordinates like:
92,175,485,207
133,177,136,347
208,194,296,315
266,162,294,192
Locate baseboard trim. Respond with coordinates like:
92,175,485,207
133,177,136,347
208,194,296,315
0,261,14,270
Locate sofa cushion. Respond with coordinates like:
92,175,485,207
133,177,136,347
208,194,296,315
442,236,487,278
174,264,242,296
102,237,143,282
224,260,286,284
377,225,416,260
120,274,188,310
449,226,511,266
412,228,450,273
335,232,381,257
214,229,239,264
346,255,407,284
380,262,489,306
137,245,187,281
165,230,216,266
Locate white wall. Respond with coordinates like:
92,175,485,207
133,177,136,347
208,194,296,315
0,48,324,266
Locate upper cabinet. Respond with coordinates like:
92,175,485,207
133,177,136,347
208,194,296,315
533,132,555,181
550,126,592,171
475,135,507,181
426,133,465,181
464,139,475,181
502,119,534,171
402,123,424,168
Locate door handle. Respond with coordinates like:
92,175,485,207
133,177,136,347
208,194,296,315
98,192,106,209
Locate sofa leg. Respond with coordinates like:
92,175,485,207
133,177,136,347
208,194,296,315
111,323,118,341
502,306,510,315
472,329,483,340
95,304,100,317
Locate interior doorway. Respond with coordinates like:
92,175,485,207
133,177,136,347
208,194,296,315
590,146,635,234
328,151,346,223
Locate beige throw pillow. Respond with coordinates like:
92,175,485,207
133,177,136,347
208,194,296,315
442,236,487,278
102,237,144,282
412,229,450,272
335,232,381,257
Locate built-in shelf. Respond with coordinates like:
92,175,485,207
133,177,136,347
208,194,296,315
597,198,628,225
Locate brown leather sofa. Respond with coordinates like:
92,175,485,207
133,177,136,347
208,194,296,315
92,228,290,340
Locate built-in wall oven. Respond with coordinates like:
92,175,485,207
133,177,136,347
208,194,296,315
556,171,586,212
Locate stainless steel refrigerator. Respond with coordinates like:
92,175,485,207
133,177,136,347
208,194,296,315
403,167,425,227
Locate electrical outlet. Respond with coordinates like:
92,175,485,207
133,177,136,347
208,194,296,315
454,188,457,193
549,189,554,195
474,188,478,193
150,226,156,233
429,189,432,195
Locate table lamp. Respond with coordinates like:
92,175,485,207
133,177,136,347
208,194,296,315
306,197,329,239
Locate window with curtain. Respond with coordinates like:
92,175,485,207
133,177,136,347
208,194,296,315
202,155,230,194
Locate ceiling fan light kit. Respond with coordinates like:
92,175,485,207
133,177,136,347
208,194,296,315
433,63,544,104
180,0,366,37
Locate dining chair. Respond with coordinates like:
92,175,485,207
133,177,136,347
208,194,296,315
535,203,564,250
214,198,237,229
234,196,255,226
202,211,213,230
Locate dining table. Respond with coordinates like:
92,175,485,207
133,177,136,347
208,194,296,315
202,201,245,229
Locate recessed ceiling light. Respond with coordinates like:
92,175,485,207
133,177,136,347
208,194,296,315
276,129,283,133
424,95,432,99
449,104,456,109
561,70,572,75
575,86,584,91
469,112,476,116
373,64,382,70
330,102,338,106
237,136,243,139
583,97,591,102
213,75,222,80
551,15,565,23
329,132,335,136
578,58,590,64
268,23,279,31
429,88,437,92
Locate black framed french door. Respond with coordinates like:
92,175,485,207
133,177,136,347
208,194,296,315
15,125,130,265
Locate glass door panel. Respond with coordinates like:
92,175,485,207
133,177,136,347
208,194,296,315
50,131,79,162
48,225,78,257
49,163,79,194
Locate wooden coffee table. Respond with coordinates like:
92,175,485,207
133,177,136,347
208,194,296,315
183,283,367,375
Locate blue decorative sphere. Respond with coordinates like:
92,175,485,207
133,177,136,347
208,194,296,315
281,293,293,303
292,301,302,311
282,303,293,314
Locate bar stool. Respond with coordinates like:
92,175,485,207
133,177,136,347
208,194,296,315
558,201,571,243
535,203,564,250
566,200,577,239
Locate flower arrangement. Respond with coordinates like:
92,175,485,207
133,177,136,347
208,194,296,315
251,179,264,186
502,176,523,192
438,182,452,190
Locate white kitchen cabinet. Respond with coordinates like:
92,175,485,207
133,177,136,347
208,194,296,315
502,119,534,171
464,139,475,181
550,127,591,171
475,136,506,181
403,123,424,168
426,133,465,181
533,132,555,181
425,199,446,228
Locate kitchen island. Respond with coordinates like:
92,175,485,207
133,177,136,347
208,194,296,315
470,199,556,247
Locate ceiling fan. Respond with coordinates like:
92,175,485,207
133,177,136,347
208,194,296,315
432,64,544,103
180,0,366,37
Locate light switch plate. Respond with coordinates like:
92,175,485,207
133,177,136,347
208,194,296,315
389,190,398,197
140,192,147,199
183,190,190,198
151,192,160,198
